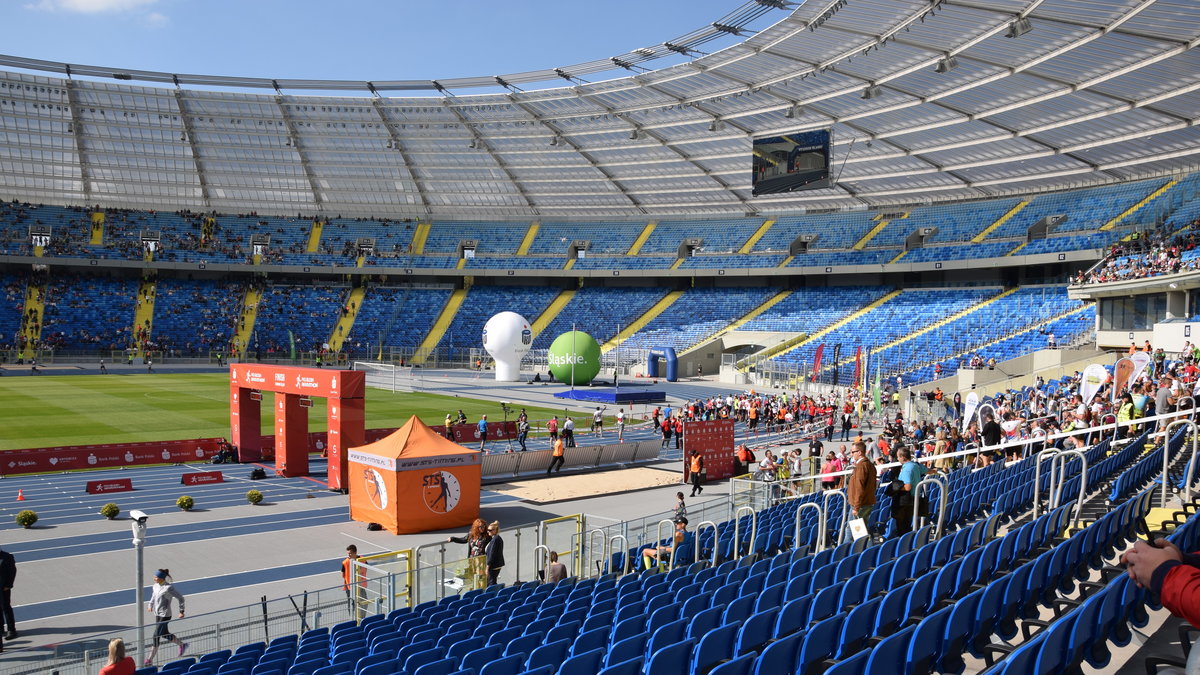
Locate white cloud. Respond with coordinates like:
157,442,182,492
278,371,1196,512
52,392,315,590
141,10,169,27
24,0,159,13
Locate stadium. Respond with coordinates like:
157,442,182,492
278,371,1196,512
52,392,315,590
0,0,1199,673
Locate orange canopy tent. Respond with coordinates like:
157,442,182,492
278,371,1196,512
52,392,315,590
347,416,481,534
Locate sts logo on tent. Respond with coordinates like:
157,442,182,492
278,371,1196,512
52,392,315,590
364,468,388,509
422,471,461,514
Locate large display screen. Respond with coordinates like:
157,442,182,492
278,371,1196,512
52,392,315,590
752,129,833,196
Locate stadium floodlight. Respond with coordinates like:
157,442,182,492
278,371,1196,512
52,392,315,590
784,103,803,119
934,56,958,73
1006,18,1032,38
629,128,643,141
861,85,881,100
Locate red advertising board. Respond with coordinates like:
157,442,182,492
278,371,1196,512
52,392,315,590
86,478,133,494
1,438,224,477
182,471,225,486
682,419,736,481
451,421,518,444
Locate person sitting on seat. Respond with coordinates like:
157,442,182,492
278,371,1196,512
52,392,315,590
642,518,687,569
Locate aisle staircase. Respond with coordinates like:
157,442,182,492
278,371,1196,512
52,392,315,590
131,279,157,357
17,282,45,361
680,289,792,357
89,211,105,245
1101,179,1180,230
889,250,908,264
972,200,1029,242
744,289,903,370
777,255,794,268
306,219,324,253
738,219,775,254
410,222,432,254
563,259,577,270
410,288,469,365
530,289,577,339
1006,241,1028,257
853,213,906,250
231,286,263,358
327,286,366,353
627,222,656,255
600,289,684,353
516,223,539,256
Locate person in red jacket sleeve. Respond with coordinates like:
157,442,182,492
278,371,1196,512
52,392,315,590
1122,538,1200,627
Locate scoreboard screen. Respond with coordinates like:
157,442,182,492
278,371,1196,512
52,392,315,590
752,129,833,196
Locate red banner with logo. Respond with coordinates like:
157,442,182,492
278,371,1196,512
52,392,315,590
182,471,225,486
681,419,737,481
1,438,224,477
813,344,825,377
86,478,133,494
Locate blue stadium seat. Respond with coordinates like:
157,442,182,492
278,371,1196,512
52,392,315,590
692,623,738,675
478,653,525,675
526,638,572,673
596,656,644,675
753,631,802,675
556,648,606,675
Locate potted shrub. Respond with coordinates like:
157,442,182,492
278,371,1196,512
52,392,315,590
246,489,264,505
100,503,120,520
176,496,195,511
15,510,37,529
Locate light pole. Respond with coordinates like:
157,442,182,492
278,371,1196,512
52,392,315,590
130,510,149,661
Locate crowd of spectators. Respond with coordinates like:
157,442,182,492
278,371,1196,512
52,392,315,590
1073,221,1200,285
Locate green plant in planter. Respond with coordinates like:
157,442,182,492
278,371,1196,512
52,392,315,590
246,489,264,505
15,510,37,529
176,495,195,511
100,503,120,520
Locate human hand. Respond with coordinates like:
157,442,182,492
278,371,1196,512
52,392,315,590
1122,538,1184,588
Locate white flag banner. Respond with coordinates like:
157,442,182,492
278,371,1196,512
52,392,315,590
1080,362,1108,404
1128,351,1153,384
961,391,980,433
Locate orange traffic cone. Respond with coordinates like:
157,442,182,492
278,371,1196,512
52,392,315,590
16,490,24,501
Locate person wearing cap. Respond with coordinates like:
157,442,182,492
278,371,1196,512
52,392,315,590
143,569,186,666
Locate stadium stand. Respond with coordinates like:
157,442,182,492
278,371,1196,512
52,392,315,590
618,288,780,353
253,283,347,353
345,286,454,354
531,288,672,350
436,286,561,358
39,275,137,351
152,278,244,356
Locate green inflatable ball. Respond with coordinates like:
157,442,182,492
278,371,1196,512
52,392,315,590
548,331,601,385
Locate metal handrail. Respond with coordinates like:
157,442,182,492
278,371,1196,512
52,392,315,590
1032,448,1061,521
1049,448,1088,530
1163,420,1199,508
585,529,607,578
695,520,719,568
608,535,629,576
532,545,551,583
732,506,757,561
822,489,850,547
911,475,948,537
794,502,825,553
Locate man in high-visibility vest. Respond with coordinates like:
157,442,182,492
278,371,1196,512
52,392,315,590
688,449,705,497
547,438,565,474
341,545,364,610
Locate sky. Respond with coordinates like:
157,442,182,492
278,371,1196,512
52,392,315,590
3,0,763,93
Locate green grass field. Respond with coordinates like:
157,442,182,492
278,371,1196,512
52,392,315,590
0,373,579,450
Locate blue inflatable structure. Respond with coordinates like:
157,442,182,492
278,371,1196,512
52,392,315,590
647,347,679,382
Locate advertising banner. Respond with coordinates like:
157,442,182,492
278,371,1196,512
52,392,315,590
85,478,133,494
681,419,736,481
961,392,979,433
1080,363,1109,404
182,471,225,486
1,438,223,477
1112,357,1135,401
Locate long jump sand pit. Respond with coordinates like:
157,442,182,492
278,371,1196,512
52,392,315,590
488,467,683,503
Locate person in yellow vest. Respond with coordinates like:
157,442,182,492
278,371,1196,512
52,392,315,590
689,449,705,497
547,437,565,474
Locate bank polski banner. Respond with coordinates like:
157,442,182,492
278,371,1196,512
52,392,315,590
1112,357,1135,402
1080,363,1108,404
961,391,979,432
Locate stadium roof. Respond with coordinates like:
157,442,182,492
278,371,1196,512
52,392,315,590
1,0,1198,219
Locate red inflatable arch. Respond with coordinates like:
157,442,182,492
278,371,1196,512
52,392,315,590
229,364,365,490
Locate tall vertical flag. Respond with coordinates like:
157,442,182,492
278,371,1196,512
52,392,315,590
832,344,842,386
872,365,882,412
288,330,296,361
813,344,826,380
853,346,863,388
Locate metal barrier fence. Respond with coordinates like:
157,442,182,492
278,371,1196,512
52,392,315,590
0,583,358,675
